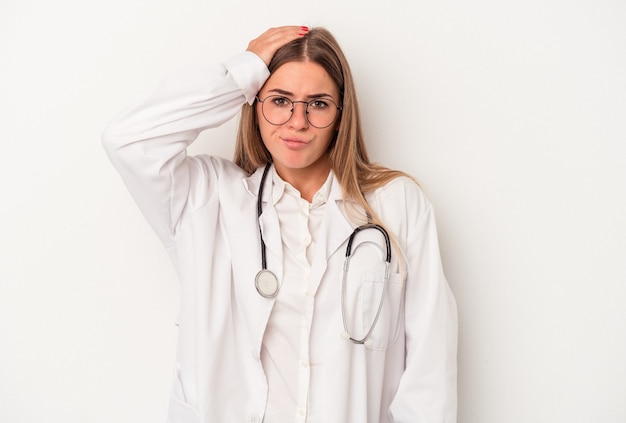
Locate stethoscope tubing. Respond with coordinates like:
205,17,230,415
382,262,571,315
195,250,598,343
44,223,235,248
345,223,391,263
257,163,272,272
342,225,391,344
255,162,393,344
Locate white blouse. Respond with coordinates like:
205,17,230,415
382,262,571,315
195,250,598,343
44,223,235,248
262,167,333,422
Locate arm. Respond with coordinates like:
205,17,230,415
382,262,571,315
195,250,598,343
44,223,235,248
101,52,268,246
102,27,307,247
390,191,458,422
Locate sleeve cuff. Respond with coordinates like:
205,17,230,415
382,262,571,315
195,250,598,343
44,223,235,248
224,51,270,105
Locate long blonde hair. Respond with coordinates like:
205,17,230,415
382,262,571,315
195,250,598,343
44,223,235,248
234,27,414,226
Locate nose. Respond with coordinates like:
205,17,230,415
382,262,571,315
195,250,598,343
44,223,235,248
288,101,309,129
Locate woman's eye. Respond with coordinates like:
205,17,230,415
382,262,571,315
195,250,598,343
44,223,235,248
272,97,291,107
310,99,329,109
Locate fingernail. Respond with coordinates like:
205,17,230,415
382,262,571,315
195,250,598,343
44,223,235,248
301,26,309,31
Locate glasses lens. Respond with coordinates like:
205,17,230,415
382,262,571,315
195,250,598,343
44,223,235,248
261,96,292,126
306,98,340,128
260,96,340,128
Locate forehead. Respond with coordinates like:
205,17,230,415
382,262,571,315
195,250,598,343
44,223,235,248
262,61,339,98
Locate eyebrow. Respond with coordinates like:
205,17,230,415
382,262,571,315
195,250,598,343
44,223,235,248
267,88,335,99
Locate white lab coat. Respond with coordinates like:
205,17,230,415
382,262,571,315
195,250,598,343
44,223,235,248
102,51,457,423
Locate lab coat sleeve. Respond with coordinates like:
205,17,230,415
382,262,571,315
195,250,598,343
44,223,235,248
101,52,269,247
389,187,458,422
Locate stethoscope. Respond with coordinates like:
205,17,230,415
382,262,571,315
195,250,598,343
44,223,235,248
254,163,392,345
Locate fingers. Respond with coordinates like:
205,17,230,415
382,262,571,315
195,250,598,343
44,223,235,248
246,26,309,66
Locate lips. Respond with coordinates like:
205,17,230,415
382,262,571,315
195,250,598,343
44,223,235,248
281,136,311,149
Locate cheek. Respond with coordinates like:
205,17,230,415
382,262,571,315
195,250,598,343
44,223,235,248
323,127,338,149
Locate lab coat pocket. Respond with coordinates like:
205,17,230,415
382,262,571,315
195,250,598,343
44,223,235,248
361,272,404,350
168,364,200,423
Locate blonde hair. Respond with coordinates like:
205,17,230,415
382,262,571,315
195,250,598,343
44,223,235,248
234,27,415,227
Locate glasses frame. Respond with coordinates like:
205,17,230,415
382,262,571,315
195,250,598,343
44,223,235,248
255,95,343,129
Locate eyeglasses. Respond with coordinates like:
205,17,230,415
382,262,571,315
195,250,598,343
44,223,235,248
256,95,342,129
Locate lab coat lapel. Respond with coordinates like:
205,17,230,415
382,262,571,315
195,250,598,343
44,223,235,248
240,168,282,353
258,205,283,281
245,167,284,284
308,177,355,296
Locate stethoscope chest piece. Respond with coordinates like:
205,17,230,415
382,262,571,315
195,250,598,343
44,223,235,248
255,269,279,298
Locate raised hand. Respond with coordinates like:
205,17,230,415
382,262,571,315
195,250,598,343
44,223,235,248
246,26,309,67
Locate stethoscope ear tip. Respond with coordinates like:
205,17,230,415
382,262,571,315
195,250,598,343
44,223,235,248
340,331,350,341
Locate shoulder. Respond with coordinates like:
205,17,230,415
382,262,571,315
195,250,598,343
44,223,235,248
371,176,432,215
370,176,442,247
185,155,252,206
175,156,260,226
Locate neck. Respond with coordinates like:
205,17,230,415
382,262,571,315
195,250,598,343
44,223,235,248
275,163,331,203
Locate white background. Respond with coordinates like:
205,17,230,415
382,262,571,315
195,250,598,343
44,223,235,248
1,0,625,422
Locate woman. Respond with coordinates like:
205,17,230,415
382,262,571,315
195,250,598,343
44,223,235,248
103,26,457,423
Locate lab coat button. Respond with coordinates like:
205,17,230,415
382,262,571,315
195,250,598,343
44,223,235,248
247,413,260,423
